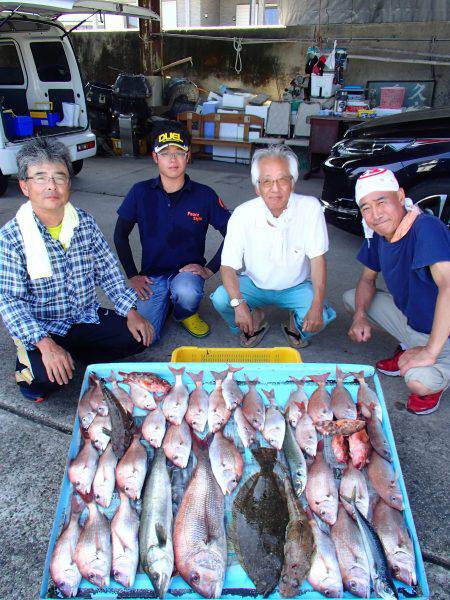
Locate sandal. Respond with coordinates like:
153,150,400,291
281,321,310,349
240,322,270,348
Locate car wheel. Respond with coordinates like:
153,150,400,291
407,178,450,225
72,160,84,176
0,172,9,197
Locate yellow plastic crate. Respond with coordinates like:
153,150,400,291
171,346,302,363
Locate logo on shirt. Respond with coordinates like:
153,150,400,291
158,132,182,144
187,211,203,222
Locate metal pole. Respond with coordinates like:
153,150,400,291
249,0,257,25
139,0,162,74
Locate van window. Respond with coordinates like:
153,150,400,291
0,43,24,85
30,42,71,82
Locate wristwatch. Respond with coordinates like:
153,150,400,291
230,298,246,308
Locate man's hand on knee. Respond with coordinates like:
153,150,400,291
179,264,213,280
36,337,74,385
128,275,153,301
348,314,372,343
127,309,154,347
399,346,437,376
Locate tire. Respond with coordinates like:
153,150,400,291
407,178,450,225
0,173,9,197
72,160,84,176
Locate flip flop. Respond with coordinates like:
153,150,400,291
240,322,270,348
281,321,310,349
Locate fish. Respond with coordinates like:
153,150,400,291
242,375,265,431
87,414,111,452
282,417,308,498
209,430,244,495
348,428,371,470
99,377,135,460
116,431,148,500
307,510,343,598
331,366,357,420
351,371,382,421
185,371,209,433
174,435,227,598
261,388,286,450
140,447,174,598
342,489,399,599
366,402,393,462
163,420,192,468
127,381,156,411
118,370,172,394
208,370,232,433
339,463,370,519
107,370,134,414
78,377,98,430
50,495,83,598
316,418,366,437
92,443,118,508
88,374,109,416
305,442,338,526
232,447,289,597
367,452,404,511
284,376,308,428
331,504,371,598
222,365,244,409
279,478,314,598
68,435,99,495
142,394,166,448
171,453,195,517
295,403,318,457
373,499,417,587
111,491,139,588
163,366,189,425
307,373,333,424
234,406,257,448
75,493,112,589
332,434,349,463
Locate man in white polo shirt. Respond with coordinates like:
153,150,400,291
210,145,336,347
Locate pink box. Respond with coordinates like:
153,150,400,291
380,87,406,109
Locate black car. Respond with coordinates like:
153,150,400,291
321,107,450,234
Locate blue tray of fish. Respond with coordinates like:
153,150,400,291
40,362,429,600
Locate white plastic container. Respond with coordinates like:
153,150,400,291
311,72,336,98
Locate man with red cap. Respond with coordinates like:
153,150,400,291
343,167,450,415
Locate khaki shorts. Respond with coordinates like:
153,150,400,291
343,288,450,393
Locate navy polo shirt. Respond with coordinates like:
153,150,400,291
357,214,450,335
117,175,230,276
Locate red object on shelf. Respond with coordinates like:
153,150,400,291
380,87,406,109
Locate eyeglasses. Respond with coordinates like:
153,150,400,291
26,174,70,185
258,175,293,190
157,151,188,160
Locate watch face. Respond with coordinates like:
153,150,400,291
230,298,240,307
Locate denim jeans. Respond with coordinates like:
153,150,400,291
210,275,336,340
137,272,205,341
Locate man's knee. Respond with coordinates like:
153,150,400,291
404,367,447,394
171,276,203,310
210,285,230,312
342,288,356,313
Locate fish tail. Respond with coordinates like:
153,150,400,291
227,364,244,373
211,369,228,382
186,370,204,384
191,431,211,460
244,374,259,386
168,366,185,377
106,369,117,383
289,375,306,386
307,372,330,385
262,388,275,404
251,446,277,469
350,370,365,382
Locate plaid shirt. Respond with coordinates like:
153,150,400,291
0,207,137,350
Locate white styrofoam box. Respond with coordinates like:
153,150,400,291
236,129,261,162
244,104,270,127
311,72,336,98
222,93,249,109
202,101,220,115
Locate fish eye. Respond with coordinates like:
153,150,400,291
190,572,200,584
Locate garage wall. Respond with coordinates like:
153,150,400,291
71,21,450,107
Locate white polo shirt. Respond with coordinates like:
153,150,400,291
221,193,329,290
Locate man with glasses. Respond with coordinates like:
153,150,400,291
211,145,335,347
114,121,230,340
0,138,153,402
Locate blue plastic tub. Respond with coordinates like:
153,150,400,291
40,362,429,600
32,112,60,128
14,115,33,136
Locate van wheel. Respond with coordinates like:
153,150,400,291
72,160,84,176
0,173,9,197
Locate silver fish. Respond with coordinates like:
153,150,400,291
208,370,231,433
234,406,257,448
163,420,192,468
285,376,308,427
282,417,307,498
367,452,403,511
295,408,317,458
242,375,265,431
111,491,139,588
209,430,244,495
305,444,338,526
307,512,343,597
307,373,333,424
351,371,382,421
142,394,166,448
140,447,174,598
339,463,370,519
87,414,111,452
331,366,357,420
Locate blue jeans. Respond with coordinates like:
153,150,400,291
137,272,205,341
210,275,336,340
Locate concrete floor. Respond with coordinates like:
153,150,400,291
0,155,448,599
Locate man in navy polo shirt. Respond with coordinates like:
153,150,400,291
114,121,230,340
343,168,450,415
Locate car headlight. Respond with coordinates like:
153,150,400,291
332,139,414,157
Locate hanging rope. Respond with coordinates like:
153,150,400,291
233,37,243,74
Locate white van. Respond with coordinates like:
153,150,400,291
0,1,159,196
